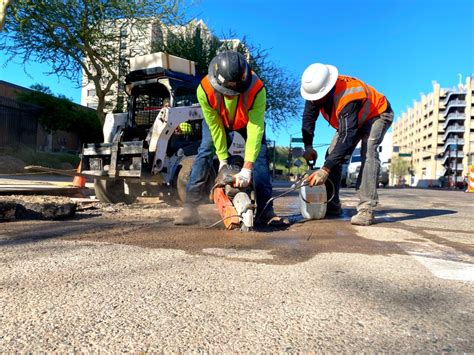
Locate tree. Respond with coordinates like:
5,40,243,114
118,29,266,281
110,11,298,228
153,22,301,128
17,84,102,143
1,0,184,125
153,20,222,76
390,155,411,186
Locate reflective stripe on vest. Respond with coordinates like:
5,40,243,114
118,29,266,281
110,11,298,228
321,75,387,129
200,74,264,131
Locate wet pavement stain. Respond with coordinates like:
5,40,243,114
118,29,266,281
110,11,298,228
61,217,407,265
4,186,466,265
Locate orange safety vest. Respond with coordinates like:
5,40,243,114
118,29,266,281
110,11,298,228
200,73,265,131
320,75,388,129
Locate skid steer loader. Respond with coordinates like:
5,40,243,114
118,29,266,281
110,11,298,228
80,53,244,204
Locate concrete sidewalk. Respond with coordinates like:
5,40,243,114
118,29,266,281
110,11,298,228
0,174,92,195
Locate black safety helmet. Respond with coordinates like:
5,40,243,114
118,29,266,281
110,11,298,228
208,51,252,96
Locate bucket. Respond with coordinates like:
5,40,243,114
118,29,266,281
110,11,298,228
299,184,327,220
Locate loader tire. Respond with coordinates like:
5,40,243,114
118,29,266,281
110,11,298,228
176,158,195,203
175,158,216,204
94,179,137,204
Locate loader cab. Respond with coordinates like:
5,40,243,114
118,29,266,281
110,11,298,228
119,68,203,155
125,67,201,130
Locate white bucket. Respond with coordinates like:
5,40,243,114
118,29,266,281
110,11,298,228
299,184,327,220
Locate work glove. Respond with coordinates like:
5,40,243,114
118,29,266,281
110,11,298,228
233,167,252,188
304,146,318,164
307,168,329,186
218,159,228,172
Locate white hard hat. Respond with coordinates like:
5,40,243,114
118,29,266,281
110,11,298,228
300,63,338,101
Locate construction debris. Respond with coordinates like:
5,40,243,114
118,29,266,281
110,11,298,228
0,195,76,221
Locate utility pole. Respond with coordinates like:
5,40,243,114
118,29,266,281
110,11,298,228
273,140,276,178
454,135,458,187
448,145,451,188
287,135,292,178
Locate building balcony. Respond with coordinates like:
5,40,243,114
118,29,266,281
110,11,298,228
443,100,466,117
443,113,465,128
442,91,465,105
439,151,464,165
441,165,464,176
442,138,464,152
442,124,464,141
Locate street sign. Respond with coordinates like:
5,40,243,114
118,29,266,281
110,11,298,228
291,137,304,143
399,153,412,157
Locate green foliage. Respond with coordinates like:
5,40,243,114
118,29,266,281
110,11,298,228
268,146,308,176
390,155,410,181
1,0,185,124
154,23,301,128
17,84,102,143
12,144,80,169
232,38,301,129
153,22,222,76
113,95,125,113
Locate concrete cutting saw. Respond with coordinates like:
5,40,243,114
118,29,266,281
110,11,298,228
211,165,256,232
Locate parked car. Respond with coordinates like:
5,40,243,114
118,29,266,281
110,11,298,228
345,148,390,188
379,162,389,188
345,148,361,188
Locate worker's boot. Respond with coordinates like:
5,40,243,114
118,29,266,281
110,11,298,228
173,204,200,225
258,209,290,228
326,201,342,218
351,209,374,226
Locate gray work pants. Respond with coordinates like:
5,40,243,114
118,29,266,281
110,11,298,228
326,109,393,212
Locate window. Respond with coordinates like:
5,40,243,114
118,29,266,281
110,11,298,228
87,102,97,109
120,28,128,37
87,89,96,97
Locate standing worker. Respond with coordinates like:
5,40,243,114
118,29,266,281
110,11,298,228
174,51,288,227
300,63,393,225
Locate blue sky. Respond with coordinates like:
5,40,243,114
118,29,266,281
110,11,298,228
1,0,473,157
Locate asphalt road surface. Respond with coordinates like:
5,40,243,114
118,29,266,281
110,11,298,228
1,185,473,352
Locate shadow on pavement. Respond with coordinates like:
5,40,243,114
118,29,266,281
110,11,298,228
376,208,457,223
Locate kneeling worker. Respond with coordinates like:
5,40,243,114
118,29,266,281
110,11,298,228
300,63,393,225
174,51,288,227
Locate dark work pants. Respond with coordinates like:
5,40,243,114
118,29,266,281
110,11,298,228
325,109,394,212
185,120,273,215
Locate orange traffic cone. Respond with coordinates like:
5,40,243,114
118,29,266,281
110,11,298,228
72,161,86,188
468,165,474,193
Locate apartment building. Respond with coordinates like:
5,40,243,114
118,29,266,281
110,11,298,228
392,76,474,187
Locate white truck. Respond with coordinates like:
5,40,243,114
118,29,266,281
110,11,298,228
80,53,244,204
